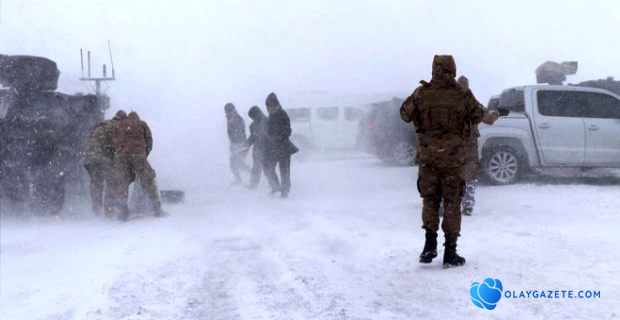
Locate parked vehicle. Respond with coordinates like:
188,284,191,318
479,85,620,184
357,97,417,166
0,55,107,214
286,105,365,156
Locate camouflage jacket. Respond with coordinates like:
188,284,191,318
84,119,116,165
400,80,485,168
114,113,153,157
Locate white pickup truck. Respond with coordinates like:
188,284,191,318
479,85,620,184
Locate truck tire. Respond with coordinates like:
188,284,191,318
482,145,523,185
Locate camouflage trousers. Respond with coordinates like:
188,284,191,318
84,161,114,216
462,141,480,215
113,155,162,214
461,179,477,215
417,165,465,237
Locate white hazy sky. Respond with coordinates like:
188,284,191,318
2,0,620,186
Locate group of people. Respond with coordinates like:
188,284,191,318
83,110,167,221
225,92,298,198
400,55,503,268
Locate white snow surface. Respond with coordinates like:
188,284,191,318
1,157,619,320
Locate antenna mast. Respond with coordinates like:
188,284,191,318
79,41,116,95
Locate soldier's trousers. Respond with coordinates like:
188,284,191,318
462,179,477,214
264,154,291,193
114,155,161,213
84,162,113,216
417,165,465,237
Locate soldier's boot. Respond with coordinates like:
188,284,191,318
419,230,438,263
153,202,169,218
462,201,474,216
443,236,466,268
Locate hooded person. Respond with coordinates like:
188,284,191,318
225,102,250,184
457,75,500,216
84,110,127,216
400,55,485,267
263,92,298,198
247,106,272,189
113,111,167,220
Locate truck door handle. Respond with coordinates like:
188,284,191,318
588,125,599,131
538,123,551,129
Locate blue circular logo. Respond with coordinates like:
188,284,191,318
470,278,503,310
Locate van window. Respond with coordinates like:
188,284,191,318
344,107,363,121
287,108,311,122
537,90,583,117
316,107,339,120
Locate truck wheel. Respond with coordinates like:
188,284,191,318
483,146,522,184
391,141,416,166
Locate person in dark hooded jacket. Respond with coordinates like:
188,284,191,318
263,92,298,198
247,106,270,189
225,103,250,184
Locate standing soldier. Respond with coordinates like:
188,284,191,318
84,110,126,216
247,106,270,189
114,111,167,221
264,92,298,198
224,103,249,184
400,55,485,267
457,76,502,216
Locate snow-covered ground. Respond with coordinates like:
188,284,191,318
1,157,618,319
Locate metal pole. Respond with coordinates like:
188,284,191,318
80,49,84,78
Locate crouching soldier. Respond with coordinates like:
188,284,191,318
84,110,126,216
113,111,167,221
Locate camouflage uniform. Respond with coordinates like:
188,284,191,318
458,76,499,216
113,111,164,219
84,110,126,216
400,55,484,267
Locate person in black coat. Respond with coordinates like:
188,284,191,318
247,106,270,189
224,103,249,184
263,92,298,198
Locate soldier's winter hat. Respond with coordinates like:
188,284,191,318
113,110,127,120
224,102,236,113
128,111,140,119
457,76,469,89
265,92,281,108
248,105,264,120
432,55,457,79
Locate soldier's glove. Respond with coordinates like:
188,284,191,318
497,108,510,117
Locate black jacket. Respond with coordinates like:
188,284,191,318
248,116,268,150
267,108,298,157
